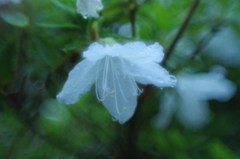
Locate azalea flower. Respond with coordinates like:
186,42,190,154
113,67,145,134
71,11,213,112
76,0,103,18
205,27,240,67
57,41,176,124
118,23,133,38
154,67,236,129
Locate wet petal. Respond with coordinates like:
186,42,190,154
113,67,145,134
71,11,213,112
57,59,97,105
96,56,138,124
178,73,236,101
178,91,210,129
121,42,164,63
153,91,177,128
76,0,103,18
129,62,177,88
83,42,164,63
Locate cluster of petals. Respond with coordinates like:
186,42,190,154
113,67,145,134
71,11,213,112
76,0,103,18
154,68,236,129
57,42,176,123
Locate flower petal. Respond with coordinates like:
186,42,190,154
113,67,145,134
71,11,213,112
129,62,177,88
76,0,103,18
57,59,97,105
95,56,138,124
178,72,236,101
178,91,210,130
153,91,177,128
83,42,164,63
121,42,164,63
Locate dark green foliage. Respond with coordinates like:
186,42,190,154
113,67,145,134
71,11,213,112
0,0,240,158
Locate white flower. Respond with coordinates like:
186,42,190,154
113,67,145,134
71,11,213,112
57,42,176,124
76,0,103,18
118,23,133,38
154,67,236,129
205,27,240,67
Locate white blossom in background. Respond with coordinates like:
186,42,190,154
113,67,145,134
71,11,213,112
118,23,133,38
205,27,240,67
57,42,176,124
0,0,22,6
154,67,236,129
76,0,103,18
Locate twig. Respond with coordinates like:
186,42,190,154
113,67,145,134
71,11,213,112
129,1,138,38
189,24,221,59
161,0,201,66
127,2,202,146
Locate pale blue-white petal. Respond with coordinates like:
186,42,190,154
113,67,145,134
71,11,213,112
153,91,177,128
178,91,210,130
121,42,164,63
178,72,236,102
83,42,164,63
95,56,138,124
204,27,240,67
129,62,177,88
57,59,97,105
76,0,103,18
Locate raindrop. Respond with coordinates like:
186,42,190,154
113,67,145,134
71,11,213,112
159,80,164,84
83,16,88,19
170,75,176,81
119,121,124,124
112,116,117,121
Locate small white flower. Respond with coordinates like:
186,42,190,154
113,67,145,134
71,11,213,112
154,68,236,129
76,0,103,18
205,27,240,67
57,42,176,123
118,23,133,38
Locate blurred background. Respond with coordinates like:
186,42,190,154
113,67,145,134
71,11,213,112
0,0,240,158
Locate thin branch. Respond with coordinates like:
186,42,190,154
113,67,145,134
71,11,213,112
189,24,221,59
129,1,138,38
129,0,202,135
161,0,201,66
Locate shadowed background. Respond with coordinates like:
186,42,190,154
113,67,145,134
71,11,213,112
0,0,240,158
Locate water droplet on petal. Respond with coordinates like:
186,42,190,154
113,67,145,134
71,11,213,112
159,80,164,84
119,121,124,124
112,116,117,121
170,75,176,81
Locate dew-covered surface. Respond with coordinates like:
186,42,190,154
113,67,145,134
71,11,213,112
1,0,240,159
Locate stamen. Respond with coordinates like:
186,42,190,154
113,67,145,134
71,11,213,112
119,58,142,95
95,60,103,101
110,57,122,114
111,57,128,102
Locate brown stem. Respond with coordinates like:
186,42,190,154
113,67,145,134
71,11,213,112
161,0,201,66
129,1,138,38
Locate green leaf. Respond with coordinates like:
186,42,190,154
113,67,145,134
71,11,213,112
0,10,29,27
50,0,75,14
35,22,80,29
208,140,238,159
